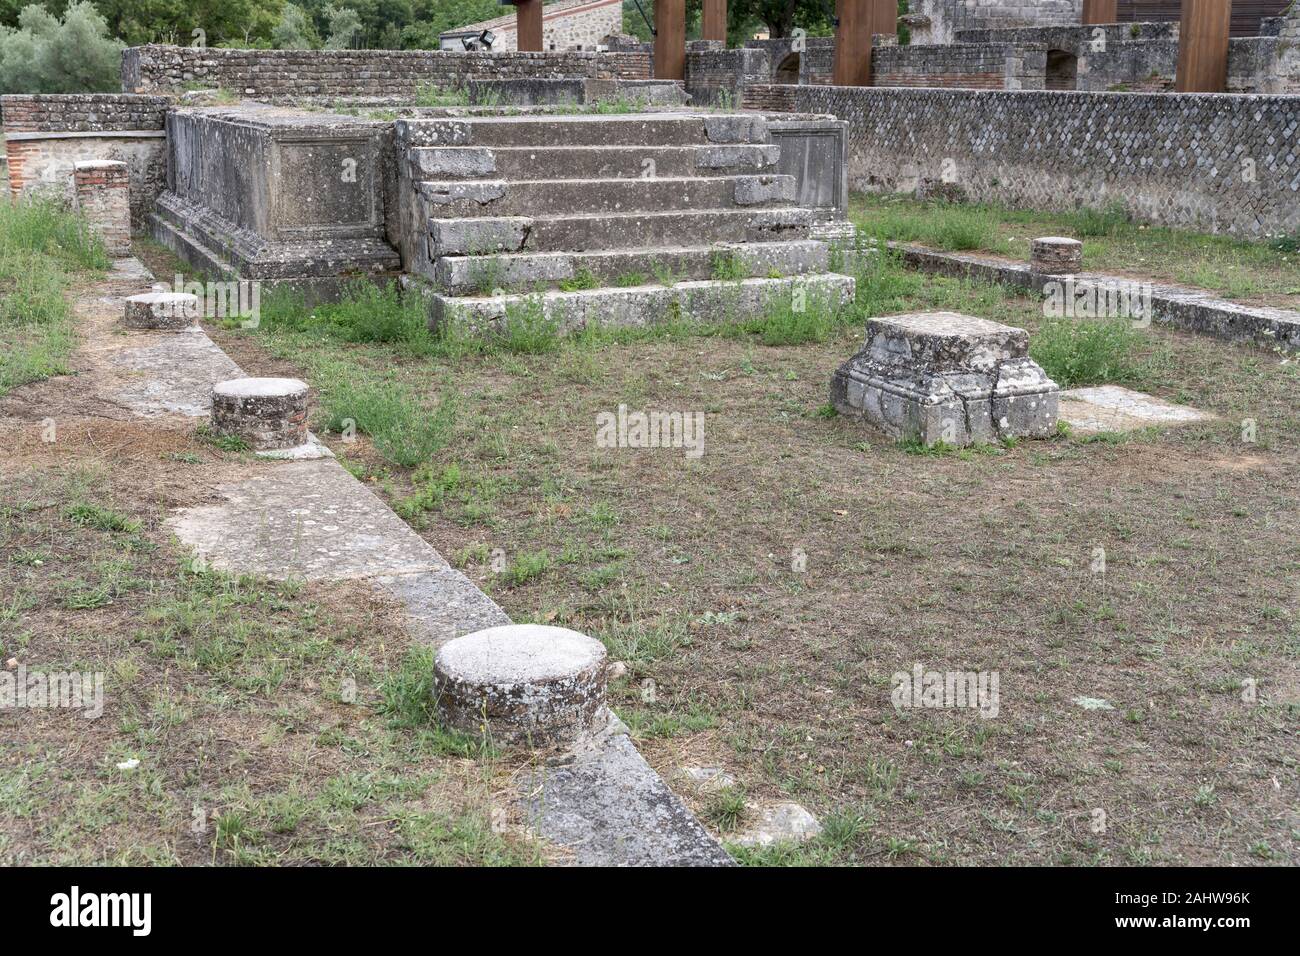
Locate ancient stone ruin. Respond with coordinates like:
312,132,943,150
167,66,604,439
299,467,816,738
831,312,1061,446
3,0,1298,870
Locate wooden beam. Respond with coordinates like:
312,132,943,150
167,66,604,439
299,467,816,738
833,0,873,86
1081,0,1119,24
654,0,686,80
515,0,543,52
702,0,727,43
870,0,898,37
1176,0,1232,92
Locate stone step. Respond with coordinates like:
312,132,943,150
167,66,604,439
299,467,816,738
433,240,830,295
417,175,796,218
408,143,781,180
428,273,856,337
429,207,816,256
396,112,770,148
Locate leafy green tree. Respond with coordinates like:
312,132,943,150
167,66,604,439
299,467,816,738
401,0,498,47
0,1,123,92
272,1,318,48
323,2,361,47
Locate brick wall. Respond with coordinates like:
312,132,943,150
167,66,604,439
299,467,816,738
121,45,651,99
2,94,170,232
72,161,131,256
742,84,798,111
813,27,1297,94
744,85,1300,240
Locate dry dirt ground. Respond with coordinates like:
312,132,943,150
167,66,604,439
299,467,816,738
0,272,543,865
176,243,1300,866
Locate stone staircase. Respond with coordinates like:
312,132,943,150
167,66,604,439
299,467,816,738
393,112,855,335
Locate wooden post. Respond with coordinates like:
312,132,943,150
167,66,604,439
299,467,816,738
833,0,873,87
1176,0,1232,93
870,0,898,38
1081,0,1118,25
515,0,543,52
702,0,727,44
654,0,686,80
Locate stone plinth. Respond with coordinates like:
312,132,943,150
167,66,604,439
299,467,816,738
433,624,608,748
211,377,308,451
123,291,199,330
831,311,1059,447
72,160,131,257
1031,236,1083,275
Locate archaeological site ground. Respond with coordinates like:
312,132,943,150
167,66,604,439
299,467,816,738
0,0,1297,900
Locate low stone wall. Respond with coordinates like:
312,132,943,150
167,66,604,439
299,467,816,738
863,26,1297,94
1227,36,1300,94
871,43,1046,90
908,0,1082,45
741,85,1300,240
121,45,651,100
685,45,770,106
2,93,170,231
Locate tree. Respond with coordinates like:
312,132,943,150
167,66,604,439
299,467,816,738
323,2,361,47
729,0,834,40
0,1,123,92
272,2,318,48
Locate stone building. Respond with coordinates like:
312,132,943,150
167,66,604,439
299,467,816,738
439,0,624,52
908,0,1084,45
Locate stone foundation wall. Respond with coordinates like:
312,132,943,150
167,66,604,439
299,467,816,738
1,93,170,232
862,25,1298,93
121,45,652,99
742,85,1300,239
1227,36,1300,93
685,45,771,106
871,43,1047,89
908,0,1083,45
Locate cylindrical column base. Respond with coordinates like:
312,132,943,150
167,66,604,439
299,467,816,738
123,292,200,331
211,377,309,450
434,624,609,748
1031,237,1084,275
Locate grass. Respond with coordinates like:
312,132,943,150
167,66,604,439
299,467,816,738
853,199,1012,254
119,199,1300,867
1031,317,1146,387
710,251,748,282
852,194,1300,307
1,461,539,865
0,197,109,396
203,237,1298,867
315,360,459,468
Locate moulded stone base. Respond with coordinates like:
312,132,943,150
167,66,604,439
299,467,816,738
831,311,1059,446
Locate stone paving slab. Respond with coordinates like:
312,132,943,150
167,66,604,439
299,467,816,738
890,242,1300,352
1058,385,1214,434
519,722,734,867
373,569,511,646
166,459,450,581
104,329,244,418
